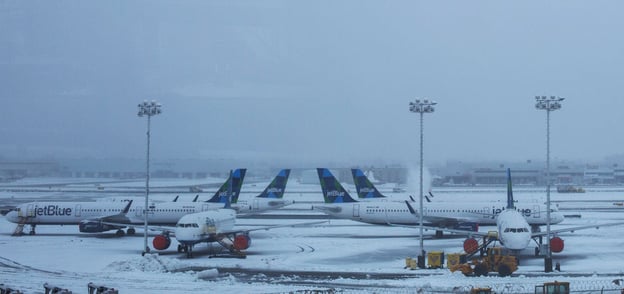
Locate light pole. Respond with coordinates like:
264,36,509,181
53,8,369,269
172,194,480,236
535,95,563,272
138,100,162,256
409,98,436,269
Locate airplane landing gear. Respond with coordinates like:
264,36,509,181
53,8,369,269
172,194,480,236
29,225,36,235
186,246,193,258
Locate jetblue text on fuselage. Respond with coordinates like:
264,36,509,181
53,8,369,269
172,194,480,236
34,205,72,216
267,188,283,193
491,206,532,217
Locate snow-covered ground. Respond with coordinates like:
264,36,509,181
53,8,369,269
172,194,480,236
2,179,624,293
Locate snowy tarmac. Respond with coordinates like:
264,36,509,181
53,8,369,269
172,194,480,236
2,179,624,293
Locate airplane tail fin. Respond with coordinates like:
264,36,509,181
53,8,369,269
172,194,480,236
506,168,515,209
256,169,290,198
205,168,247,204
351,168,386,199
317,168,357,203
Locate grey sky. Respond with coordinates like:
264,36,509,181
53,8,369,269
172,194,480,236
1,1,623,167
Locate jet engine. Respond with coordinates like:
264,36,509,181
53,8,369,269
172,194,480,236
463,237,479,254
233,234,251,250
79,220,116,233
550,236,564,253
153,234,171,250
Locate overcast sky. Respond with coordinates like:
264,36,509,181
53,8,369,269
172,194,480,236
1,1,623,167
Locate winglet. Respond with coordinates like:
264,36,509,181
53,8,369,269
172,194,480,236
405,200,416,215
122,200,133,214
256,169,290,199
192,195,199,202
351,168,386,199
172,195,179,202
317,168,357,203
506,168,515,209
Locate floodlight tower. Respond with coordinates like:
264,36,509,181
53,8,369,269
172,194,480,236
409,98,436,269
138,100,162,256
535,95,563,272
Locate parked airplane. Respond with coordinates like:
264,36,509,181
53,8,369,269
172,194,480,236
4,168,248,236
404,169,624,256
6,169,294,235
6,200,136,236
149,170,320,258
314,168,564,236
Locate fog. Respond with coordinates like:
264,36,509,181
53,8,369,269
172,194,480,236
1,1,623,167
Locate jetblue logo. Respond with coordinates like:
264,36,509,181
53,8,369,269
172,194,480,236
327,191,345,197
34,205,72,216
492,207,532,217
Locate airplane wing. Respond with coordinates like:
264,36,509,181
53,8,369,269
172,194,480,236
531,221,624,238
90,200,135,225
134,220,328,239
402,200,487,230
387,220,489,238
219,220,327,236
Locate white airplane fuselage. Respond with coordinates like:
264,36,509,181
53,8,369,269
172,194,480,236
235,198,294,213
496,209,532,251
7,201,217,226
313,201,564,227
174,209,236,246
7,197,292,228
6,202,132,225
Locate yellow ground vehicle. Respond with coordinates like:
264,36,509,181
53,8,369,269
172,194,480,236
534,281,570,294
449,247,517,277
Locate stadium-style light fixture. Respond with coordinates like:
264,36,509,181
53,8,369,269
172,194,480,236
138,100,162,256
535,95,563,272
409,98,436,269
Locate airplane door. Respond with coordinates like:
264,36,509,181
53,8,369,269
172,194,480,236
202,204,209,212
75,204,82,217
136,206,143,217
483,207,490,219
353,204,360,217
533,205,540,218
23,204,35,217
253,199,260,211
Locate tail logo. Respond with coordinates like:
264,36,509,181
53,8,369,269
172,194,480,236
327,190,345,197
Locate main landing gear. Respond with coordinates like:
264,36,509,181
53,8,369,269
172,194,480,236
178,244,193,258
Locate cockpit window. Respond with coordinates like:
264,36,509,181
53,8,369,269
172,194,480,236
178,223,199,228
504,228,529,233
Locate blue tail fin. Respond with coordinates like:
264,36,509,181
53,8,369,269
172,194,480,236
317,168,357,203
351,168,386,199
506,168,515,209
205,168,247,204
257,169,290,198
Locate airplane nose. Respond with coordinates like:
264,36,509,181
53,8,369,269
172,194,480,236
6,210,18,223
